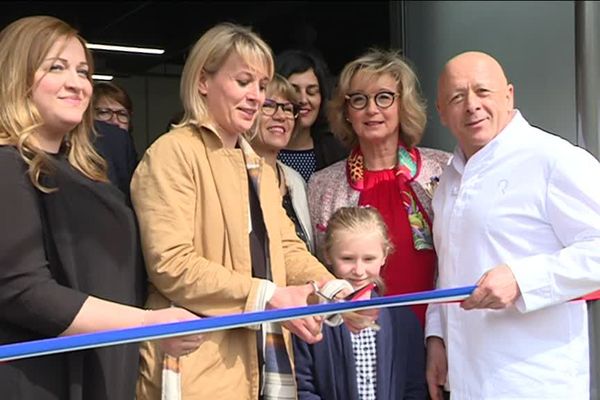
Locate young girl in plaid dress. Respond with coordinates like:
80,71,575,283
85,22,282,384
293,206,427,399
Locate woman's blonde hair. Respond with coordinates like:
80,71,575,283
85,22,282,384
177,22,274,129
0,15,106,191
266,73,300,105
324,206,394,262
328,48,427,149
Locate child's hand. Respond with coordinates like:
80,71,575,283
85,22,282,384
341,308,380,334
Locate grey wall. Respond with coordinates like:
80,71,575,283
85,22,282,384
404,1,576,152
112,74,181,156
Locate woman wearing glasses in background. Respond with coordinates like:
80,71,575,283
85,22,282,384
308,49,451,328
93,82,133,133
91,82,138,199
250,74,314,254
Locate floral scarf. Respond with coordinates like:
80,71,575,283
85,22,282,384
346,145,433,250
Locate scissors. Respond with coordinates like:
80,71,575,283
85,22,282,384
309,281,381,330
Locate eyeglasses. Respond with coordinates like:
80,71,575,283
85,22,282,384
345,91,399,110
95,107,130,124
261,99,297,120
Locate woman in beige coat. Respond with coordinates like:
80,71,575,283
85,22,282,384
131,23,373,400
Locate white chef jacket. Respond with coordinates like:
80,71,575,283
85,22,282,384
426,111,600,400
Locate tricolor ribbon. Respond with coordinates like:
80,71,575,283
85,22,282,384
1,285,598,362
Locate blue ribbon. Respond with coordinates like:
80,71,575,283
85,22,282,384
0,285,475,362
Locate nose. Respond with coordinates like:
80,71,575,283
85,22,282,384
271,105,287,121
465,90,482,113
298,89,308,105
365,96,379,114
353,260,367,275
64,69,84,91
246,82,262,103
108,113,121,125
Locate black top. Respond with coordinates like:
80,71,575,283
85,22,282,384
311,130,348,173
281,192,309,247
0,146,145,400
92,121,138,202
278,148,317,183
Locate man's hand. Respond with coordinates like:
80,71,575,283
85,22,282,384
461,264,521,310
268,284,324,344
426,336,448,400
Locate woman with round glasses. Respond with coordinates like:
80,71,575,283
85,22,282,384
250,74,314,253
308,48,451,326
93,82,133,132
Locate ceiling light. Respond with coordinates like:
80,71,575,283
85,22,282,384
92,74,114,81
86,43,165,55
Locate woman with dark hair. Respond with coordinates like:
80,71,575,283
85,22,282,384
275,49,347,182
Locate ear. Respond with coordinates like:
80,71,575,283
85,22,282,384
436,100,447,127
381,253,388,267
198,71,208,96
323,251,332,266
506,83,514,110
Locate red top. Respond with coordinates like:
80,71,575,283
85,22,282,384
358,168,436,326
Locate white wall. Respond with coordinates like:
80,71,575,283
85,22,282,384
404,1,576,151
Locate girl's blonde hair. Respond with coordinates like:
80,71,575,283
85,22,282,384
324,206,394,260
0,15,107,191
328,48,427,149
177,22,274,129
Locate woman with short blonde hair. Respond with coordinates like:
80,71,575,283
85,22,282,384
250,74,315,253
132,23,374,399
327,49,427,150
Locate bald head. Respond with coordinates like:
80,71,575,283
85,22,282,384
438,51,509,95
436,51,515,159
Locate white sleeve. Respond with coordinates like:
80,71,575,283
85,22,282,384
247,280,277,331
425,303,444,341
510,147,600,312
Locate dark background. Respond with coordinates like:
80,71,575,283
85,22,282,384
2,1,393,77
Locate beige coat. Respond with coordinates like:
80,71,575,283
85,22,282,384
131,125,332,399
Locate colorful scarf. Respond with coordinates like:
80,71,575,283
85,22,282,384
346,145,433,250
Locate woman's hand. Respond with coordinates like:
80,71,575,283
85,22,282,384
267,284,324,344
144,307,205,357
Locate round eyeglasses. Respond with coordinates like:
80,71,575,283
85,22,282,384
261,99,297,120
95,107,131,124
345,91,399,111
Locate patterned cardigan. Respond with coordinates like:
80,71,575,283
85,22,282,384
307,147,452,261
